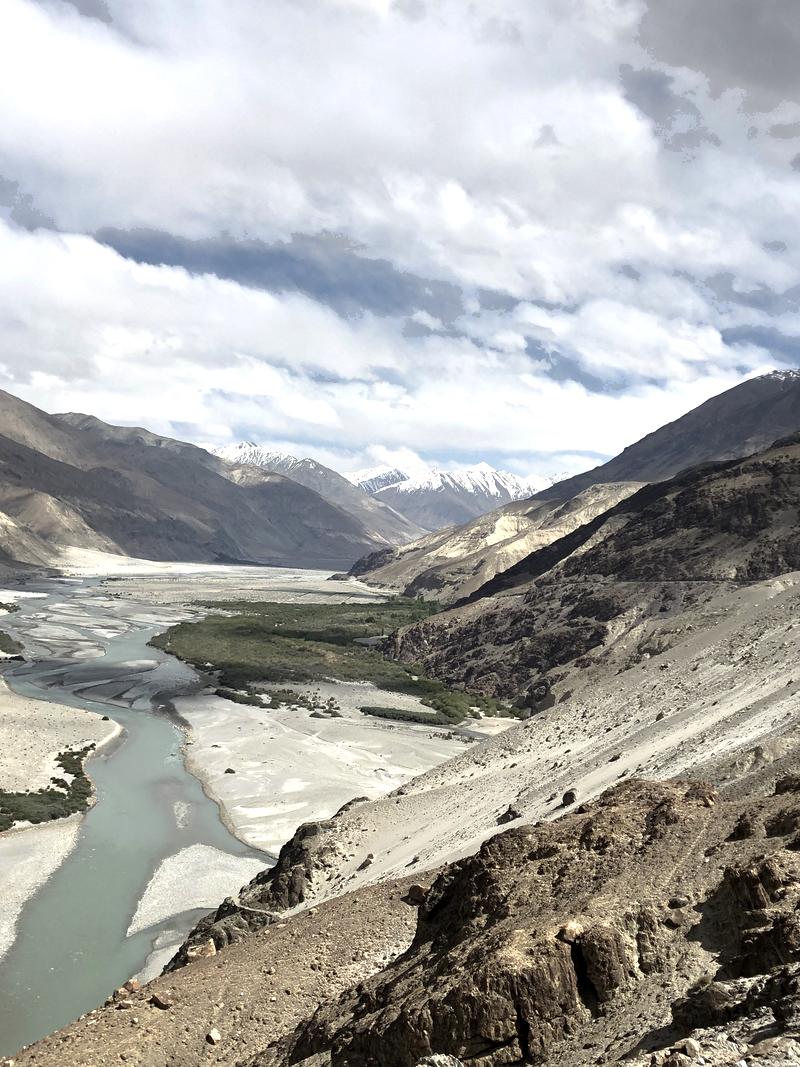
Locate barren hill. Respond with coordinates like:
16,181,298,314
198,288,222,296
0,391,409,569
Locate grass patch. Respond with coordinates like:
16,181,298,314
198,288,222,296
152,599,507,725
0,746,95,832
360,705,448,726
0,629,23,656
214,687,265,707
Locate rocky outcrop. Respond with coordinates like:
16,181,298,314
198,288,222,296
250,777,800,1067
166,808,356,970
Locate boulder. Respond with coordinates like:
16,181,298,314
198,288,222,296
405,884,429,906
185,939,217,962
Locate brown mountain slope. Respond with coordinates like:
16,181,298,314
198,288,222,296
345,481,642,604
538,368,800,503
385,432,800,704
0,391,399,569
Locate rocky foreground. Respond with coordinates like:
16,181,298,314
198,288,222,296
11,753,800,1067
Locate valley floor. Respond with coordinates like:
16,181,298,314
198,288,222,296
9,568,800,1065
0,564,479,1058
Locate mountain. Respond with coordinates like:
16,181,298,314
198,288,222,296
214,443,424,546
16,415,800,1067
348,462,555,531
346,481,642,604
345,370,800,601
0,391,408,570
345,465,411,495
387,430,800,702
538,368,800,503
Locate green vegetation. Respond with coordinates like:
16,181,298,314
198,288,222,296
152,598,508,725
214,686,265,707
0,746,95,832
360,705,448,726
0,629,23,655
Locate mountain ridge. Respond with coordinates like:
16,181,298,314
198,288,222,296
214,442,424,546
0,391,410,570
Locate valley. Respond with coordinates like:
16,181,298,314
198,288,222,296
0,372,799,1066
0,567,471,1058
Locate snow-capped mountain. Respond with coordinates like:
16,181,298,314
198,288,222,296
346,462,567,532
345,465,410,495
214,443,425,546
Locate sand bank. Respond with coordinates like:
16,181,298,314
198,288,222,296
177,684,468,854
0,677,122,794
127,844,265,936
0,816,82,963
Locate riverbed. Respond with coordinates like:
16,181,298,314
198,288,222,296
0,567,466,1057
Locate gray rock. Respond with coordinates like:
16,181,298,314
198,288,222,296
416,1058,466,1067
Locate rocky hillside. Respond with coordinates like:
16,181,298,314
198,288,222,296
386,432,800,703
538,369,800,504
345,371,800,601
345,481,641,605
215,443,425,546
0,391,406,570
264,775,800,1067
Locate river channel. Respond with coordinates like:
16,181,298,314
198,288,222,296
0,577,269,1056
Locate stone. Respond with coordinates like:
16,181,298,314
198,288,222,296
123,979,141,993
357,853,374,871
416,1058,465,1067
562,789,578,807
496,805,522,825
675,1037,701,1057
185,939,217,961
149,992,173,1010
224,767,236,774
206,1029,222,1045
775,775,800,796
556,920,584,944
668,895,690,909
405,884,428,905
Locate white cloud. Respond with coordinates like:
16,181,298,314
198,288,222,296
0,0,797,475
0,219,774,476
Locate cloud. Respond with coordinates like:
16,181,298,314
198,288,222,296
639,0,800,111
0,0,798,479
0,218,783,479
95,228,465,321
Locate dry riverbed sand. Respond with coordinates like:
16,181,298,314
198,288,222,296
176,683,471,854
0,668,121,963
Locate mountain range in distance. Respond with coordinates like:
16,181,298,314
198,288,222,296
0,368,797,577
217,445,566,533
346,369,800,602
345,462,570,531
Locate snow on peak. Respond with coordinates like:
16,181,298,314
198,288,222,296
215,442,305,471
345,465,410,494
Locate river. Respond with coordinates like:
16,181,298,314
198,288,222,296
0,577,269,1056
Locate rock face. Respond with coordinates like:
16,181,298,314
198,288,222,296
166,816,346,969
249,778,800,1067
384,432,800,702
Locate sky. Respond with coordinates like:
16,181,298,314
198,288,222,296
1,0,799,478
